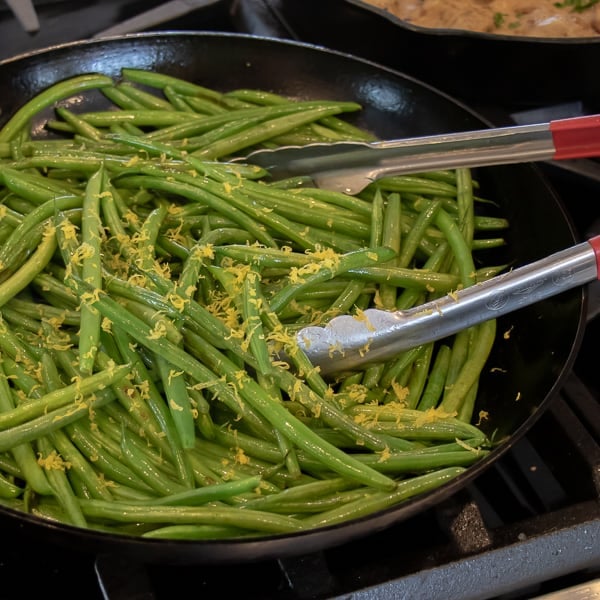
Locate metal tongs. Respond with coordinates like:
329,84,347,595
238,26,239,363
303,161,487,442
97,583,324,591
242,114,600,194
248,115,600,373
296,235,600,374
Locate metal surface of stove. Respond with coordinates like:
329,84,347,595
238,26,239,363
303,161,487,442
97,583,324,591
0,2,598,599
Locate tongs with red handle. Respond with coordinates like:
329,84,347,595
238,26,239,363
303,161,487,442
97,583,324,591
297,235,600,374
240,114,600,194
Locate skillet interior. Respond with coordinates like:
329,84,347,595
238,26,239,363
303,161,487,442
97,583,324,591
0,32,587,563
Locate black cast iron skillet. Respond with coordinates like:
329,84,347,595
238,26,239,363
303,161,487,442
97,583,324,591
0,32,587,564
232,0,600,108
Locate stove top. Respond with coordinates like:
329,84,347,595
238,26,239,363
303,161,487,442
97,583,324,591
0,2,598,599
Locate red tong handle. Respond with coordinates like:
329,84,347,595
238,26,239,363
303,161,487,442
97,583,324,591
589,235,600,279
550,114,600,160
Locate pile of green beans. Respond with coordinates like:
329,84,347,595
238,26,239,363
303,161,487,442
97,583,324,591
0,68,510,540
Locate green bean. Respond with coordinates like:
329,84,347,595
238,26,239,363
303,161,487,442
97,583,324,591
183,115,291,152
295,186,373,217
101,85,145,110
50,428,113,501
301,467,465,528
0,166,81,206
214,245,314,269
379,192,402,309
0,385,116,452
229,183,371,238
184,95,233,115
471,238,507,251
79,498,305,534
404,342,434,409
456,168,475,245
37,436,88,527
5,297,80,326
241,268,272,376
115,82,176,111
0,194,80,273
144,102,361,143
441,319,497,415
163,86,196,113
0,74,113,142
434,208,476,288
379,345,425,391
0,355,52,495
124,166,336,251
350,448,488,473
55,107,103,141
399,198,442,268
0,471,22,499
351,264,460,294
347,405,488,446
458,381,480,424
443,328,472,403
142,524,250,540
77,167,104,374
225,88,375,141
67,421,155,493
417,344,451,411
95,349,171,456
119,426,187,496
193,105,362,160
268,247,396,313
103,277,181,320
369,187,384,247
0,362,130,430
0,223,57,307
79,110,195,128
142,475,262,506
115,174,278,248
474,216,510,230
326,280,367,316
192,340,396,490
246,488,376,514
1,304,48,335
132,199,169,272
121,68,225,100
156,356,196,450
372,175,458,198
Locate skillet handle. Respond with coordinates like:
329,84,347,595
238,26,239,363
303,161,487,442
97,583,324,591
550,114,600,160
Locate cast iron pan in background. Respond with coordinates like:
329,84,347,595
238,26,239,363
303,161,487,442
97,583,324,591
0,32,588,564
231,0,600,109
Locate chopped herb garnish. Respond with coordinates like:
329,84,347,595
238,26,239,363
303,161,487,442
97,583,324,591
554,0,599,12
493,12,506,27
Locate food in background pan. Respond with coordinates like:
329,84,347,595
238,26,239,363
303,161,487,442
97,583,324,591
361,0,600,37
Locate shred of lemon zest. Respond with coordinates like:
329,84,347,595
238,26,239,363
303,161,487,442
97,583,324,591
37,450,71,471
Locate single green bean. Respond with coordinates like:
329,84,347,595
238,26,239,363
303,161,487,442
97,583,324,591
0,223,57,308
0,74,113,142
379,192,402,309
441,319,497,415
417,344,452,411
79,498,305,534
301,467,465,528
78,167,104,374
